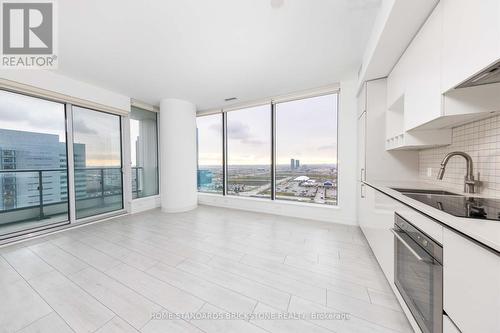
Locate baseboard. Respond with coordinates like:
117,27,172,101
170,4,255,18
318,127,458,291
198,193,357,225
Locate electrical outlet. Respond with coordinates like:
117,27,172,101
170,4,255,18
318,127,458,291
427,167,432,177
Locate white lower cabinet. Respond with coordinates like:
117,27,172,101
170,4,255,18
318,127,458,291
358,184,395,281
359,185,443,281
443,229,500,333
359,186,500,333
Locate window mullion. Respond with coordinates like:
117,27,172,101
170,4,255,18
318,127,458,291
65,104,76,223
222,112,228,196
271,102,276,200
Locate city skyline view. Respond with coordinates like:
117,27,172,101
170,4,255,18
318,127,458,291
197,94,338,165
197,93,338,205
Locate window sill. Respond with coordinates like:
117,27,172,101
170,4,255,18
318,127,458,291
198,192,340,210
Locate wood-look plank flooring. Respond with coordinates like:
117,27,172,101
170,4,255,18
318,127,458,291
0,205,412,333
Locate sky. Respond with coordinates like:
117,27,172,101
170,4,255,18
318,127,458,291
0,90,66,141
72,106,121,166
1,89,337,168
197,93,338,166
0,90,122,167
197,114,222,166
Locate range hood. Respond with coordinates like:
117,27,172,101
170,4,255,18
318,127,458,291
457,59,500,88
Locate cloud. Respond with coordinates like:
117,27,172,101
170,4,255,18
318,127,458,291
227,121,250,139
317,144,336,151
73,118,98,135
227,121,265,145
0,92,65,131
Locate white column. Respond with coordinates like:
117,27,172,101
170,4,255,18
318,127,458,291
159,98,198,213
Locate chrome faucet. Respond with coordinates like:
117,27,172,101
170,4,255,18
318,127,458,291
436,151,479,193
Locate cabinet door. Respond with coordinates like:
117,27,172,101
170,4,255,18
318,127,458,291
358,186,397,282
357,112,366,182
357,83,367,118
404,2,443,130
357,182,368,231
387,55,407,110
443,229,500,332
442,0,500,91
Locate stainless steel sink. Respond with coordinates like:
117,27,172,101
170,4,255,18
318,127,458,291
391,188,463,196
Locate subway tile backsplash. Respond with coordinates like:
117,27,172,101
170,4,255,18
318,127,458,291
419,114,500,198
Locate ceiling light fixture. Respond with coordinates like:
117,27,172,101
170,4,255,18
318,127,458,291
270,0,284,9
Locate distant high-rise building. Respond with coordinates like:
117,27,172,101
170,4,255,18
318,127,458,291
0,129,87,210
295,159,300,169
290,158,295,170
0,129,63,210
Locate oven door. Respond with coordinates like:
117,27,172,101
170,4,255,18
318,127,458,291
393,224,443,333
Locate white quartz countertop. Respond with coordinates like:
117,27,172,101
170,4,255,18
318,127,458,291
364,180,500,253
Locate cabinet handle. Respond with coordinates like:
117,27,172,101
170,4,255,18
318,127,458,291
390,228,429,262
360,168,365,181
360,183,365,198
390,228,423,261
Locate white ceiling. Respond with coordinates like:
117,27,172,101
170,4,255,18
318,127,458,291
56,0,381,110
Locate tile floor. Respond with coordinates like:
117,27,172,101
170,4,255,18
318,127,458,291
0,206,412,333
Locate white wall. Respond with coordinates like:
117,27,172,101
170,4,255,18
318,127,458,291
200,77,360,225
131,195,161,213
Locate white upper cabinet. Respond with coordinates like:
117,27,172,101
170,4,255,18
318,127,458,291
357,82,367,118
404,3,443,130
387,54,407,110
387,2,444,132
441,0,500,92
385,0,500,148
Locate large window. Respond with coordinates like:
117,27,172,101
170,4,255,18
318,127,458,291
276,94,338,205
0,90,69,236
73,107,123,219
195,91,338,206
196,114,223,194
130,107,159,199
227,105,271,198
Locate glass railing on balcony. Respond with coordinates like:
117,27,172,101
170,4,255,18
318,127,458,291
0,168,69,236
74,167,123,219
0,167,124,235
131,166,143,199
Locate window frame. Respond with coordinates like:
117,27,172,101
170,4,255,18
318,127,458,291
0,87,129,243
225,104,272,199
196,87,340,207
0,88,71,240
129,106,160,199
195,113,224,195
71,105,125,220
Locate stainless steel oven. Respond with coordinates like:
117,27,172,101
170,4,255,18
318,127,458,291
392,213,443,333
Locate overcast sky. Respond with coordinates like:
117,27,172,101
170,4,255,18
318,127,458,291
0,90,121,167
72,106,121,166
1,90,337,168
0,90,66,141
197,94,338,166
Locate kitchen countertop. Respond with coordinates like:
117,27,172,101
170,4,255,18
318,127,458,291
364,180,500,253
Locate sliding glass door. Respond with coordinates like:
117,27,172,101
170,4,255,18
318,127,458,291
72,106,123,219
0,90,69,237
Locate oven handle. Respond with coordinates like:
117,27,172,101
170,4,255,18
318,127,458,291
390,228,427,262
